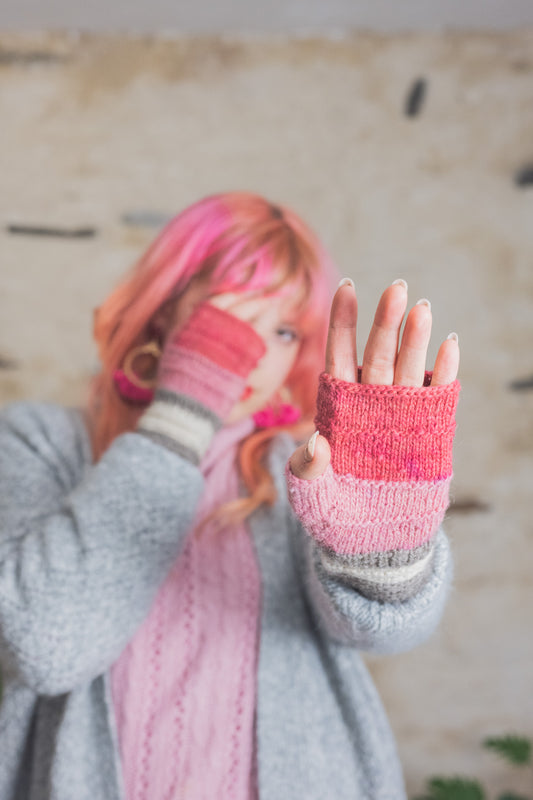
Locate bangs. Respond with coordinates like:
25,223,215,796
205,217,322,335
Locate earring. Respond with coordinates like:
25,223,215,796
253,389,301,429
113,341,161,405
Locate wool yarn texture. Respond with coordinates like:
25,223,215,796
286,371,460,601
138,303,266,464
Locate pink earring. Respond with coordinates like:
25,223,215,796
113,341,161,406
253,390,301,428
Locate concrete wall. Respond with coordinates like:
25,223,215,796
1,0,533,34
1,29,532,797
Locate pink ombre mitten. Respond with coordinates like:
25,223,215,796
138,303,266,464
287,372,460,601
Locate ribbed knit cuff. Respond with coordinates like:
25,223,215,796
315,371,460,482
288,373,460,600
163,304,266,384
138,304,266,463
287,464,451,555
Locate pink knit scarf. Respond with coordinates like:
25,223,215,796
111,417,261,800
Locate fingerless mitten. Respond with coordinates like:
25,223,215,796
287,372,460,601
138,304,266,464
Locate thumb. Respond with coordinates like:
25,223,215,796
289,431,331,481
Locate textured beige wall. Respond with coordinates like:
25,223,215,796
1,31,532,796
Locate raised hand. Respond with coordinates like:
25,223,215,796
289,279,460,480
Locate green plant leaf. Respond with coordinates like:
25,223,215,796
497,794,532,800
483,736,532,765
427,777,486,800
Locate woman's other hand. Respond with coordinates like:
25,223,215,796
289,279,460,480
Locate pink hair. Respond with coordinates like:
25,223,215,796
90,192,339,519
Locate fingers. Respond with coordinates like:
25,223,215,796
325,279,358,382
361,280,408,385
289,432,331,480
393,299,432,386
431,333,460,385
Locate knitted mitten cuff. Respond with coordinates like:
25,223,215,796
138,304,266,464
287,373,460,601
287,463,452,555
315,371,460,482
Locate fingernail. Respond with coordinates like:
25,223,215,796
391,278,408,290
416,298,431,309
338,277,355,290
447,332,459,343
305,430,319,461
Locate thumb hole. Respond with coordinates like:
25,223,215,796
289,433,331,481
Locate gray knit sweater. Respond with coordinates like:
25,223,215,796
0,401,452,799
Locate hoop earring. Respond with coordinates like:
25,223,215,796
113,341,161,406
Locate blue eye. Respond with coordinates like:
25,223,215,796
277,327,299,344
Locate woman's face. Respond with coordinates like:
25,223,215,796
209,290,302,423
155,281,302,423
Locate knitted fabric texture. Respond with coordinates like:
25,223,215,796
138,304,266,463
0,401,454,800
111,418,261,800
316,371,459,481
286,372,460,600
253,403,301,429
165,303,265,381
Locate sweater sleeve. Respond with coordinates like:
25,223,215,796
0,308,266,696
0,402,205,695
286,371,459,619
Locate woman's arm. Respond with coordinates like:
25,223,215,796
0,402,203,695
0,304,266,695
286,280,460,651
292,517,453,654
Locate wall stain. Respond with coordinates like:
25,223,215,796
7,224,97,239
0,356,19,370
405,77,427,117
508,375,533,391
2,30,531,107
514,165,533,188
0,49,69,66
448,498,492,514
0,33,73,69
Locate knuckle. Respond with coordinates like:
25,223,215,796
364,353,394,374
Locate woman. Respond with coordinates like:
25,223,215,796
0,191,459,799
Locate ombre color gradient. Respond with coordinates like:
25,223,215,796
287,372,460,602
89,192,339,522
